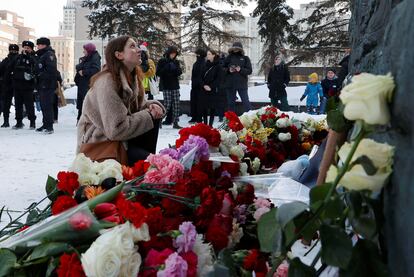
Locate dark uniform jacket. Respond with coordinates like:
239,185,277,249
36,46,57,90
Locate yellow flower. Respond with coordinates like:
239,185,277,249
340,73,395,125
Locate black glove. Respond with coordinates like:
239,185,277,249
141,59,149,73
300,95,305,102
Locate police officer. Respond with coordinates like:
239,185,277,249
10,41,37,129
35,37,57,134
0,44,19,127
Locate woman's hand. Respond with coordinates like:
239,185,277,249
148,104,164,119
203,85,211,91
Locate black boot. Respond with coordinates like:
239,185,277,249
1,118,9,128
30,120,36,130
12,122,24,129
173,122,182,129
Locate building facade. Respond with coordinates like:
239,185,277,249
0,10,35,59
50,36,75,84
59,0,76,38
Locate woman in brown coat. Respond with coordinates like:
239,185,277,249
77,35,165,165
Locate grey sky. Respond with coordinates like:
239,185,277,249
0,0,313,37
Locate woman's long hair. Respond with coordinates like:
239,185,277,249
91,35,144,111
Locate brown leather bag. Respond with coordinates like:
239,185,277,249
79,140,128,165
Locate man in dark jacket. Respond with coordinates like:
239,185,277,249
10,41,37,129
267,55,290,111
35,37,57,134
156,46,183,129
74,43,101,121
0,44,20,127
189,48,206,123
223,42,252,113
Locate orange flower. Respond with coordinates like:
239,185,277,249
302,142,312,151
84,186,105,200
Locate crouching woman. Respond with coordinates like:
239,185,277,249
77,35,165,166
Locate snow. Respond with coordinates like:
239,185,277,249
64,84,307,106
0,103,322,218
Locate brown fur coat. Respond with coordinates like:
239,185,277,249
77,69,165,152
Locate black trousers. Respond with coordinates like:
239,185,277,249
190,88,199,120
2,91,13,120
53,94,58,121
39,88,55,129
127,119,161,166
14,89,36,122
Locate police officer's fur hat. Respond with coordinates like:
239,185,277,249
8,44,19,52
22,41,35,49
36,37,51,46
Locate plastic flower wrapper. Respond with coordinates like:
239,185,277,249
233,173,286,197
0,205,101,252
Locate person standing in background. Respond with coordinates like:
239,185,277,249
189,48,206,123
35,37,57,134
320,68,340,114
75,43,101,122
267,55,290,111
10,41,37,129
139,42,156,100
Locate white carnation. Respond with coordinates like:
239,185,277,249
278,132,292,142
193,234,214,277
229,145,245,160
276,117,291,128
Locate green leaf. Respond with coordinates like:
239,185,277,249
349,120,363,141
352,155,378,175
301,218,321,242
340,240,388,277
276,202,308,228
26,209,39,224
288,257,316,277
28,242,71,261
46,257,60,277
320,224,353,269
309,183,332,213
323,196,345,220
217,249,236,276
206,263,230,277
257,208,283,253
0,248,17,277
346,192,377,239
45,175,58,201
327,109,348,132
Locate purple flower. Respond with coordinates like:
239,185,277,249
157,252,188,277
173,221,197,253
159,148,179,160
177,135,209,162
233,204,248,224
221,171,231,178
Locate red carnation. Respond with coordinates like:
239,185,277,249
176,123,221,148
115,193,147,228
56,253,86,277
243,249,268,275
140,248,174,277
52,196,78,215
225,111,244,132
145,207,164,235
123,160,151,180
207,128,221,147
236,184,255,205
205,214,233,251
180,251,198,277
57,171,79,195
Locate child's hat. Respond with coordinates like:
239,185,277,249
309,72,319,82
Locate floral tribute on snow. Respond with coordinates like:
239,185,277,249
0,106,328,276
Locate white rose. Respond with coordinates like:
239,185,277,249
326,139,394,191
276,118,291,128
340,73,395,125
78,172,100,186
230,145,245,160
71,153,94,176
120,251,141,277
278,132,292,142
97,166,123,184
130,223,150,242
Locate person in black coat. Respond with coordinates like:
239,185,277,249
320,68,340,114
198,49,223,126
75,43,101,121
223,42,252,113
189,48,206,123
267,55,290,111
10,41,38,129
156,46,183,129
0,44,19,127
35,37,57,134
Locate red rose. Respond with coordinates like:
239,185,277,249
57,171,79,195
243,249,268,274
180,251,198,277
56,253,86,277
140,248,174,277
236,184,255,205
52,196,77,215
115,193,147,228
205,214,233,251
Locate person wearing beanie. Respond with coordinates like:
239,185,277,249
189,47,206,123
9,40,38,129
156,45,183,129
267,54,291,111
0,44,20,127
300,72,323,115
139,42,156,101
320,68,340,114
223,41,252,113
75,42,101,121
35,36,57,134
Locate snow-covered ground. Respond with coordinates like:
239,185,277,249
0,102,322,217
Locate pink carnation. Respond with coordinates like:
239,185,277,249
144,154,184,184
253,207,271,221
173,222,197,253
157,252,188,277
254,197,271,209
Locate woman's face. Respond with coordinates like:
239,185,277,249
116,38,142,70
206,51,215,62
83,49,88,56
275,57,282,65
